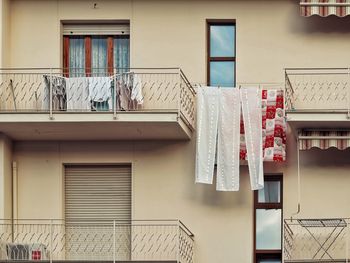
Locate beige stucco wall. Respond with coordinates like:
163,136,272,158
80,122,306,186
0,134,12,219
8,0,350,82
10,136,350,262
0,0,10,67
4,0,350,262
12,140,253,263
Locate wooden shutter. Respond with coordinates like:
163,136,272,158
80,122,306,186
65,165,132,224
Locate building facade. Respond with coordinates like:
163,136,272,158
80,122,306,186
1,0,350,262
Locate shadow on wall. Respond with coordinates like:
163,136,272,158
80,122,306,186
192,165,252,208
288,0,350,33
300,148,350,167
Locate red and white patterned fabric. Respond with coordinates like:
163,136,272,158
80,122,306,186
240,89,286,162
300,0,350,17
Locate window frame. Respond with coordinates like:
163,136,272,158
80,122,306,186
63,35,130,76
254,174,283,263
206,19,236,87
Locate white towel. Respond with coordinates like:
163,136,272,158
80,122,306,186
66,77,90,111
216,88,240,191
195,87,219,184
88,77,112,110
240,87,264,190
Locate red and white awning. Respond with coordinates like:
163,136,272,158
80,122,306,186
299,130,350,150
300,0,350,17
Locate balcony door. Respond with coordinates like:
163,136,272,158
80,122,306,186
63,24,130,76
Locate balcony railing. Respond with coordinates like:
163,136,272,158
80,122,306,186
0,219,194,262
285,68,350,112
0,68,196,130
284,218,349,263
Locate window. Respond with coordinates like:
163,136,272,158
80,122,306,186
207,19,236,87
254,175,283,263
63,24,130,76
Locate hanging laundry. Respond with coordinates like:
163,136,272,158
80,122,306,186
240,87,264,190
88,77,113,111
195,87,219,185
42,75,67,111
240,89,286,162
216,88,241,191
65,77,90,111
262,89,286,161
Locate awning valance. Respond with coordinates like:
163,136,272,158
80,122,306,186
300,0,350,17
299,130,350,150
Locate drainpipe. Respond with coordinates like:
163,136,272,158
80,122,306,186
291,134,301,220
11,161,17,242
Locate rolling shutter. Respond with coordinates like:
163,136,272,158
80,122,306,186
65,165,132,224
63,24,130,35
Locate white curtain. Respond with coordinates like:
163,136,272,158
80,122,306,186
240,87,264,190
216,88,240,191
114,37,130,73
195,87,219,184
91,37,107,76
69,37,85,77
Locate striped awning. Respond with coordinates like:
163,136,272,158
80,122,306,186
299,130,350,150
300,1,350,17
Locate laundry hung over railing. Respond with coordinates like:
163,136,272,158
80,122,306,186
195,86,286,192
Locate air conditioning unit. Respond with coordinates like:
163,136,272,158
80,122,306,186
6,243,48,260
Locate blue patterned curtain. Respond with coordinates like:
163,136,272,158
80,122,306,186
69,37,85,77
114,37,130,73
91,36,107,76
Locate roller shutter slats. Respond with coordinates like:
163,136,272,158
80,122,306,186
65,165,131,224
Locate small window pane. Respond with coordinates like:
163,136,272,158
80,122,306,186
210,25,235,57
114,37,130,73
91,36,107,75
258,181,281,203
210,61,235,87
69,37,85,77
256,209,281,250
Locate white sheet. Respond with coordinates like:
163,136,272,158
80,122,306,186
216,88,241,191
240,87,264,190
66,77,90,111
195,87,219,184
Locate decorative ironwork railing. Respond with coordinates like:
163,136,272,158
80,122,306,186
284,218,349,263
285,68,350,112
0,219,194,262
0,68,196,130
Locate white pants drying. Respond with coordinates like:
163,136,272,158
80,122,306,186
216,88,241,191
195,87,219,184
240,87,264,190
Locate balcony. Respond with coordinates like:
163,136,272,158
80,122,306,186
0,68,196,141
284,218,349,263
285,68,350,131
0,219,194,263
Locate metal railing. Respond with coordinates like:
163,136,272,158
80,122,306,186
0,219,194,262
0,68,196,130
284,218,349,263
285,68,350,113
